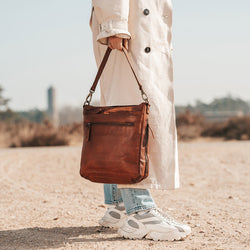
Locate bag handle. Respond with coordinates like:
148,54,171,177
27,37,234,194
84,46,150,106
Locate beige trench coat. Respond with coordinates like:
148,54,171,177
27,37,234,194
89,0,179,190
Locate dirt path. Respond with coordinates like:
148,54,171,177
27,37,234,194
0,142,249,249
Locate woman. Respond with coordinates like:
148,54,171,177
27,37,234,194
89,0,191,241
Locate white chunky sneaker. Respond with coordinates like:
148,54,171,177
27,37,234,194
118,208,191,241
98,203,127,229
155,208,191,239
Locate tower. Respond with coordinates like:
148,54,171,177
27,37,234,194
47,86,59,127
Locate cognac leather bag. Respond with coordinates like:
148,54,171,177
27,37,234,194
80,47,151,184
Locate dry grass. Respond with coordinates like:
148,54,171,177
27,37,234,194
0,120,83,148
201,116,250,140
0,113,249,147
176,112,250,141
176,111,205,141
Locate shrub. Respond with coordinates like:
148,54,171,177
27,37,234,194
176,111,205,141
201,116,250,140
0,120,70,147
13,130,69,147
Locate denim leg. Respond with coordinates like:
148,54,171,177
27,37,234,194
120,188,156,215
103,184,123,205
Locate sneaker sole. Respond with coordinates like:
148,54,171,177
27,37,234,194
147,230,190,241
98,217,126,229
118,227,190,241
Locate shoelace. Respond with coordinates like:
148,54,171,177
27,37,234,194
150,208,175,224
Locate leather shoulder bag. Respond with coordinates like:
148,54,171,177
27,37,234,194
80,46,152,184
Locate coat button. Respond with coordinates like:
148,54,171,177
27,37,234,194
145,47,151,53
143,9,150,15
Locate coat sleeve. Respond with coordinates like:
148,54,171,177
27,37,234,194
92,0,131,45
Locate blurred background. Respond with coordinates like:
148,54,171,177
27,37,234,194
0,0,249,147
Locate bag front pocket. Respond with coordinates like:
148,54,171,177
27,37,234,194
86,122,135,141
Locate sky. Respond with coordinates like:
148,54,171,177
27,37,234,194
0,0,249,111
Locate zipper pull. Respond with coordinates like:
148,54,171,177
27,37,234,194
148,124,155,139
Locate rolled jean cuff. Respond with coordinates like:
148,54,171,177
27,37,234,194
104,198,123,205
126,204,156,215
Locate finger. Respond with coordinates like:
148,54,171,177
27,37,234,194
108,40,113,50
108,43,113,50
108,37,123,50
123,39,129,50
116,39,123,51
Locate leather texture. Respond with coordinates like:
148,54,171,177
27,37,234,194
80,47,150,184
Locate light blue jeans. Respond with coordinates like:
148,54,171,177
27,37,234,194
103,184,156,215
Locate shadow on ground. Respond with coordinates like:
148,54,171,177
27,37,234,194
0,226,124,249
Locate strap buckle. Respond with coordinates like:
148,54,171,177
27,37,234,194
140,89,149,104
83,90,94,106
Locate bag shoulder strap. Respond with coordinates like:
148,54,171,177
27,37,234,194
84,46,149,106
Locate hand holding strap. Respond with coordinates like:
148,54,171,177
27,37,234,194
84,46,149,106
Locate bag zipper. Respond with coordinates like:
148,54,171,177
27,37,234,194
144,124,149,176
86,122,135,141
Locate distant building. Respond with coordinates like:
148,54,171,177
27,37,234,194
47,86,59,127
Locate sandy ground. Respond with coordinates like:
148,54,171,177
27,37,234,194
0,141,249,250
